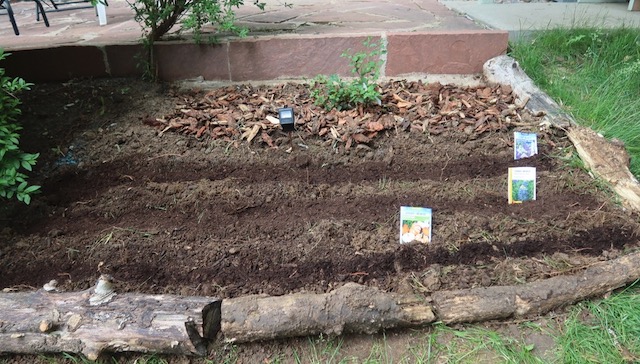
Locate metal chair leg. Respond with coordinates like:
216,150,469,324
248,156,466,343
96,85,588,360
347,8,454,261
34,0,49,26
2,0,19,35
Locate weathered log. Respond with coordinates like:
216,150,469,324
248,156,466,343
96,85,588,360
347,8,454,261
0,280,435,357
483,54,574,128
432,250,640,324
567,126,640,212
221,282,435,343
5,251,640,358
0,276,222,360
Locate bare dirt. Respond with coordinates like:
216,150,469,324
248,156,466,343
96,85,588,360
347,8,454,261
1,77,639,362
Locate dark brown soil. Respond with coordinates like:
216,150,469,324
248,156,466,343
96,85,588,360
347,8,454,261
1,78,639,361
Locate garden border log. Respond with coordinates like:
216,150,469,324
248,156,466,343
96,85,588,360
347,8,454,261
220,282,435,343
0,276,222,360
4,251,640,356
483,54,575,129
567,126,640,212
431,250,640,323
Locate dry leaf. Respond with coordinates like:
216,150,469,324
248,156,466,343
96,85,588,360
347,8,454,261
241,124,261,142
261,131,275,148
352,133,370,143
196,126,206,138
330,126,341,140
366,121,385,132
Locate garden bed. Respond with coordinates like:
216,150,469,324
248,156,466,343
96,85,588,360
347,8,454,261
1,74,639,359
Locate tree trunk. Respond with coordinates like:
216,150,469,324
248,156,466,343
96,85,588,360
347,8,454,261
567,126,640,212
3,250,640,357
0,281,435,358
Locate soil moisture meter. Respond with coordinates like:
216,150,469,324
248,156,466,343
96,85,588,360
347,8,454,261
278,107,295,132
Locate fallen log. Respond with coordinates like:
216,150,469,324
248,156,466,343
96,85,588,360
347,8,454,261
567,126,640,212
0,280,435,358
220,282,435,343
432,250,640,324
483,54,574,129
4,250,640,358
0,275,222,360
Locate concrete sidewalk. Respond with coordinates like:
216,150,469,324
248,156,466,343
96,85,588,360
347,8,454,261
443,1,640,40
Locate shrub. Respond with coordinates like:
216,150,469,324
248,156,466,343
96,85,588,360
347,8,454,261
0,49,39,205
130,0,265,43
129,0,265,79
310,38,386,111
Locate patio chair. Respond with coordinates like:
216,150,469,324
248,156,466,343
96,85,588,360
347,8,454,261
1,0,19,35
2,0,49,36
36,0,107,22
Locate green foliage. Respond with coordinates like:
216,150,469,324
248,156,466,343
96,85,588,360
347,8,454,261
129,0,265,79
129,0,265,43
432,324,544,363
558,282,640,363
310,38,386,111
0,49,39,205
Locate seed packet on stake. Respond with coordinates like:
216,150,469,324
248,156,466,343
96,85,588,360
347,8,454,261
400,206,432,244
508,167,536,204
514,132,538,160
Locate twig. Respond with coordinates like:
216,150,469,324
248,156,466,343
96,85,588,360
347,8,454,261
440,152,452,181
146,153,182,161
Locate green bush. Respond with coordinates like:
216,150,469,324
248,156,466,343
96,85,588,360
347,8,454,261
310,38,386,111
130,0,265,43
0,49,39,205
129,0,265,79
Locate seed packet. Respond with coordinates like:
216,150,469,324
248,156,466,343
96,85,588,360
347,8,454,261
508,167,536,204
514,132,538,160
400,206,432,244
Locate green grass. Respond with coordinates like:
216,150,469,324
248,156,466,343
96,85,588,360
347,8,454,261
558,282,640,364
428,325,544,364
509,27,640,177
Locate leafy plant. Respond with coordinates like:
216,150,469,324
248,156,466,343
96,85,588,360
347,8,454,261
129,0,264,43
0,49,39,205
128,0,266,79
310,37,386,110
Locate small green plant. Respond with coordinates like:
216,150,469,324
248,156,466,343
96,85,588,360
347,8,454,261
129,0,266,79
0,49,39,205
310,37,386,111
129,0,264,43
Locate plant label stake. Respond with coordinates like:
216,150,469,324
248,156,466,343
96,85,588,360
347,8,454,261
278,106,296,147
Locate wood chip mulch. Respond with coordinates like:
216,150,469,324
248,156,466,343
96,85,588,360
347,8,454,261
143,80,540,149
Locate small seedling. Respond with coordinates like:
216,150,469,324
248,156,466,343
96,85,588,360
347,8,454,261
310,37,386,111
